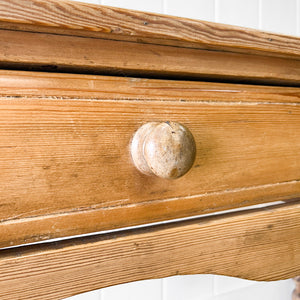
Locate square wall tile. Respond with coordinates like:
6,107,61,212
214,275,255,295
101,279,162,300
64,290,100,300
102,0,163,13
260,0,297,35
164,0,214,22
163,275,214,300
213,279,294,300
216,0,259,29
297,0,300,36
72,0,100,4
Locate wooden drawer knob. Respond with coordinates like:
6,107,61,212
131,121,196,179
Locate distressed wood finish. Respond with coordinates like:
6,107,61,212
0,0,300,59
0,70,300,103
0,29,299,85
0,2,299,296
0,0,299,85
0,70,299,248
0,201,299,300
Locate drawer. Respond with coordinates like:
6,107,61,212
0,1,300,299
0,70,299,248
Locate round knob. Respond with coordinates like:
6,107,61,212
131,121,196,179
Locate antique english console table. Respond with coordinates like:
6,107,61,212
0,0,299,299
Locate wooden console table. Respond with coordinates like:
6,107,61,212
0,0,299,299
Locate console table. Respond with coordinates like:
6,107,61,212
0,0,299,299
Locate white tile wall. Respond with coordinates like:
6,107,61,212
213,275,254,295
102,0,163,13
101,279,162,300
213,278,294,300
260,0,298,35
215,0,259,29
71,0,100,4
163,275,214,300
164,0,214,21
64,0,299,299
65,290,100,300
298,0,300,35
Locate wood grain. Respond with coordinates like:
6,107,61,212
0,201,299,300
0,70,300,103
0,29,300,85
0,71,299,247
0,0,300,60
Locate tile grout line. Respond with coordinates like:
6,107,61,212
161,278,164,300
214,0,219,22
162,0,167,15
296,0,300,36
258,0,262,30
212,275,216,296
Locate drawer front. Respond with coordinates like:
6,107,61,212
0,70,299,247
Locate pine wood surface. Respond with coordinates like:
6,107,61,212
1,70,300,102
0,28,300,85
0,2,299,295
0,70,299,248
0,0,300,59
0,201,299,300
0,0,300,85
